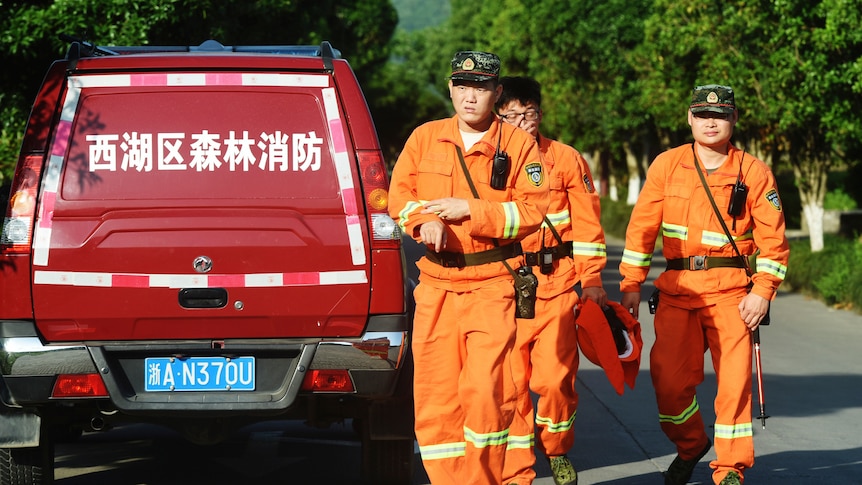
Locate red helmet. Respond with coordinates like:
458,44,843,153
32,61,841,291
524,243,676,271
576,299,643,395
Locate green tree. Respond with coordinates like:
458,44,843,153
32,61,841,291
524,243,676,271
637,0,862,252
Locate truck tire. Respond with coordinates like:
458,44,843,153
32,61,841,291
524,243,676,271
360,436,414,485
0,437,54,485
359,352,414,484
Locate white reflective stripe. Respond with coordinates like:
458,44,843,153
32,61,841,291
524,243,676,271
36,80,78,266
319,270,368,285
33,153,66,267
241,73,329,87
60,86,82,121
323,86,365,266
71,73,330,88
31,228,53,267
70,75,132,88
168,73,207,85
33,270,368,288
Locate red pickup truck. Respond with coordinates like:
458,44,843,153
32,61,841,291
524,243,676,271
0,37,413,484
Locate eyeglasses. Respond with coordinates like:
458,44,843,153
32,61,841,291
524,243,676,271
500,109,540,122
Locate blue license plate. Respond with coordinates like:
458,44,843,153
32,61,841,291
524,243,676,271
144,356,255,392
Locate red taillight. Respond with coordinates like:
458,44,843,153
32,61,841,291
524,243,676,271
357,150,400,249
52,374,109,398
1,154,43,254
301,369,355,393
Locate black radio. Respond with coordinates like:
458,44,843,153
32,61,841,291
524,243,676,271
491,150,510,190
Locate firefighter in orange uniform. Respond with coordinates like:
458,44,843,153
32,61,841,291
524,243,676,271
388,52,549,485
497,76,607,485
619,85,789,485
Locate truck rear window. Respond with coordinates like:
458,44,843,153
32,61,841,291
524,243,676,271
61,87,340,201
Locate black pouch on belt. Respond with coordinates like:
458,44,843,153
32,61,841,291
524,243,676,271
648,288,660,315
515,266,538,319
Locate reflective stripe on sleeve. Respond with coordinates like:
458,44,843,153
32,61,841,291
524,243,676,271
756,258,787,280
661,222,688,241
502,201,521,239
397,200,423,232
622,249,652,267
572,241,607,258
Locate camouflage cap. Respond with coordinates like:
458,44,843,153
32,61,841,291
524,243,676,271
450,51,500,83
690,84,735,114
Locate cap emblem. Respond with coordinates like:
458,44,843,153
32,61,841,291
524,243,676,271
707,92,719,103
463,58,475,71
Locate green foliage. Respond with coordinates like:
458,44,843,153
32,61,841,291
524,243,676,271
390,0,450,31
599,197,634,241
0,94,26,184
824,188,858,211
786,235,862,310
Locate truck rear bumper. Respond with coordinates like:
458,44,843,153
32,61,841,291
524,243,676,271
1,317,409,410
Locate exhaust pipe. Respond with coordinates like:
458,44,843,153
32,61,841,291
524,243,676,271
90,416,106,431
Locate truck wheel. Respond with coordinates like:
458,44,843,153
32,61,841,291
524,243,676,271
0,438,54,485
360,436,414,485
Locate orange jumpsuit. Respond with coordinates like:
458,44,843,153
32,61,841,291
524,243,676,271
620,143,789,484
388,115,549,485
504,136,606,484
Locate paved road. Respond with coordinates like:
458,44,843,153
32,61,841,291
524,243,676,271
53,236,862,484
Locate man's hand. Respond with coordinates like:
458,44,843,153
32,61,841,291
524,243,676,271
421,198,470,222
419,220,447,253
581,286,607,309
738,292,770,331
621,291,641,320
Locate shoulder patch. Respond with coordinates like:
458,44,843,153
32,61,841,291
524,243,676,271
583,173,594,193
765,188,782,211
525,162,544,187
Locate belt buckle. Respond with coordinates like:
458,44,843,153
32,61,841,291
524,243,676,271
690,255,706,270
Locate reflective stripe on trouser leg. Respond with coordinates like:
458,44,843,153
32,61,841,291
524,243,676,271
701,299,754,482
531,290,579,457
650,302,710,459
502,289,578,484
412,281,518,485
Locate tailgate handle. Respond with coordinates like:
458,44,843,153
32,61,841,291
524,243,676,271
178,288,228,309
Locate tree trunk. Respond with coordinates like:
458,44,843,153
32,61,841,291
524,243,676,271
792,153,829,253
623,142,641,205
801,202,825,252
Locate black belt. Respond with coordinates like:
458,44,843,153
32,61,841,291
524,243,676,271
425,242,522,268
524,241,573,267
666,255,747,271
